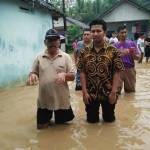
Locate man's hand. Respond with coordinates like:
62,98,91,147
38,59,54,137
55,72,66,85
27,73,38,85
120,49,130,56
83,91,92,104
109,91,117,104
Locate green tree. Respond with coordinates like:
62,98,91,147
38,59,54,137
66,25,82,53
50,0,150,31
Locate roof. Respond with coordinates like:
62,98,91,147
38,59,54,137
22,0,64,19
97,0,150,19
66,17,89,29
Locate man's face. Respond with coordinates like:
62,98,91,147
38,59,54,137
45,37,60,51
90,25,105,43
82,31,92,43
140,35,145,39
112,32,117,38
118,29,127,41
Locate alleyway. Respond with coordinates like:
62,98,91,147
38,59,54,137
0,63,150,150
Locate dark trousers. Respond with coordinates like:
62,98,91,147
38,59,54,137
37,107,74,125
138,52,144,63
85,98,116,123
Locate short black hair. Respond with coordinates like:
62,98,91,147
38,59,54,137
117,25,126,33
89,19,107,32
112,31,116,34
134,33,139,40
83,28,90,32
139,32,144,36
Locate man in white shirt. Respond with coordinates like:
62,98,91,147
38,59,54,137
27,29,75,129
137,33,145,63
109,31,118,45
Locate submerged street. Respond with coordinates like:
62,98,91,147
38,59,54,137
0,63,150,150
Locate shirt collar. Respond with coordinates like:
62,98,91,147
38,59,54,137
42,49,63,58
92,42,109,52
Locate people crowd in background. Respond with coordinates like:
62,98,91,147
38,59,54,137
109,31,118,45
72,39,78,51
73,28,92,91
144,33,150,63
137,32,145,63
27,22,150,129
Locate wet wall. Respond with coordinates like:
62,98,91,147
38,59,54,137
0,0,52,87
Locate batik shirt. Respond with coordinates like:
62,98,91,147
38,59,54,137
77,42,124,99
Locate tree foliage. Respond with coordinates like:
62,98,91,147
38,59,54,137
50,0,150,52
51,0,150,23
67,25,82,41
65,24,82,53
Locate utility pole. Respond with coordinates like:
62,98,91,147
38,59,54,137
62,0,67,52
62,0,67,32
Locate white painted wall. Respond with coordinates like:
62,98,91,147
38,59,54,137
0,0,53,87
103,2,150,22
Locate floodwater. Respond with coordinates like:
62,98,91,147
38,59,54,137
0,63,150,150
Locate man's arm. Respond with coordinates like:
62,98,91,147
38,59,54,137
80,72,87,93
109,71,120,104
111,71,120,93
65,72,75,81
119,49,130,56
80,71,91,104
137,39,142,53
109,47,124,104
73,50,78,64
27,72,39,85
27,57,39,85
55,72,75,84
132,52,141,61
131,42,141,61
55,54,75,84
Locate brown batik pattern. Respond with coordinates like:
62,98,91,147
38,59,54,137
77,43,124,99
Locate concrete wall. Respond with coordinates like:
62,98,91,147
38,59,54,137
0,0,52,87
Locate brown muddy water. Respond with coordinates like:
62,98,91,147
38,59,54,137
0,63,150,150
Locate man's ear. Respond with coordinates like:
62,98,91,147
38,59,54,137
44,39,47,45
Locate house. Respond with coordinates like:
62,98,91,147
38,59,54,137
97,0,150,39
54,17,89,51
54,17,89,35
0,0,62,88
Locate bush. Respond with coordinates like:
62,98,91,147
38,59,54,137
66,44,73,54
67,25,82,44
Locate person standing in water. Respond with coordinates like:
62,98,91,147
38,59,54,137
115,25,141,93
27,29,75,129
74,28,92,91
77,19,124,123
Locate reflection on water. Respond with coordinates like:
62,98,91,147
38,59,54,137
0,63,150,150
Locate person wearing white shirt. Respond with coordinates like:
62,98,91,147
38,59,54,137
137,33,145,63
109,31,118,45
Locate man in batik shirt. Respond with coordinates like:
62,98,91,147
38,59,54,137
77,19,124,123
